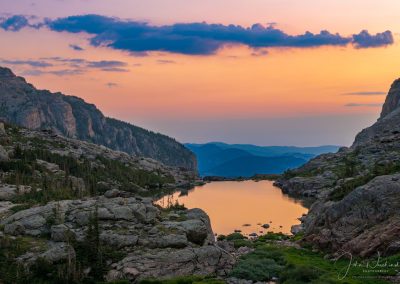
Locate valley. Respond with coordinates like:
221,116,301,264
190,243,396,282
186,142,340,178
0,66,399,284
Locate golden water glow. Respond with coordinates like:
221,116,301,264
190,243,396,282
156,180,308,235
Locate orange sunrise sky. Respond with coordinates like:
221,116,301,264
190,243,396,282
1,0,399,146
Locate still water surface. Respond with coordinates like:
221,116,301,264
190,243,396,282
156,180,307,236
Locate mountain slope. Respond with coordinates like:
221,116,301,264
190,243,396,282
0,67,196,170
275,78,400,257
186,142,339,177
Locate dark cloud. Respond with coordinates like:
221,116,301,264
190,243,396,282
0,15,43,31
342,91,386,96
69,44,84,51
0,59,53,67
353,30,394,48
0,14,395,55
0,15,30,31
46,15,354,55
344,103,382,107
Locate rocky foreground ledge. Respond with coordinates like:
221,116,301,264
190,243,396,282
0,189,235,282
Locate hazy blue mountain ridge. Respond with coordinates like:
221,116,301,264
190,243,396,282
186,142,340,177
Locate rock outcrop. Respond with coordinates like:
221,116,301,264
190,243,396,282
302,174,400,257
0,194,234,281
275,78,400,256
0,66,196,170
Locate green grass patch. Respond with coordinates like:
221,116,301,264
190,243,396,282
230,243,395,284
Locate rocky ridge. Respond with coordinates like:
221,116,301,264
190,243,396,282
275,78,400,257
0,66,196,170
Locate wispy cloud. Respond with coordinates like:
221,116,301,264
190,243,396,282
21,68,84,76
106,82,118,88
342,91,386,96
39,57,128,71
157,60,176,64
0,14,395,55
86,60,128,71
6,57,130,77
251,49,269,57
344,103,382,107
69,44,84,51
0,59,53,68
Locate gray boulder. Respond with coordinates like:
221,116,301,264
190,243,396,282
303,174,400,256
107,245,234,282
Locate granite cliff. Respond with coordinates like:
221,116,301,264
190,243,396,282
275,78,400,257
0,67,196,170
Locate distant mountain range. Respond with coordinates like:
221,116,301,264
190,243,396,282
185,142,340,177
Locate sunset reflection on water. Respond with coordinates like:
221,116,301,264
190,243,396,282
156,180,308,236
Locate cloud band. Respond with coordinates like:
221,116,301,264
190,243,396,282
0,14,395,55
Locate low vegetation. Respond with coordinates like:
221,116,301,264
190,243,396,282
229,233,397,284
0,128,175,207
330,158,400,201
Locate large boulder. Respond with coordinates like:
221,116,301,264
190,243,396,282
303,173,400,257
0,194,234,280
106,246,235,282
